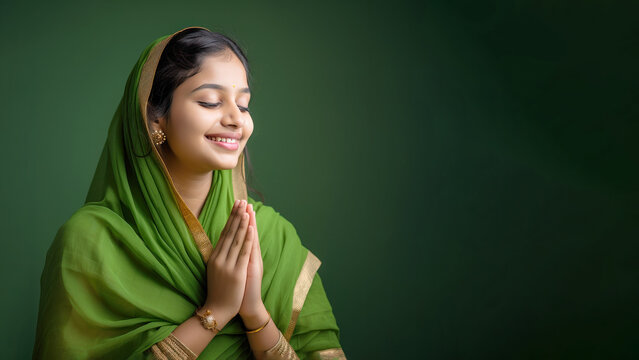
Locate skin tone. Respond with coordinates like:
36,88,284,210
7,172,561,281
148,51,281,359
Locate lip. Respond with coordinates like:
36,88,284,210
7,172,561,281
204,135,240,150
205,132,242,140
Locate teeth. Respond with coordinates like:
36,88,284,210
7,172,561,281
207,136,237,143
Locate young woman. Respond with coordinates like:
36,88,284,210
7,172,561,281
33,26,346,360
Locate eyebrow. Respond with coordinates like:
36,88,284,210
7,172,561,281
190,83,250,94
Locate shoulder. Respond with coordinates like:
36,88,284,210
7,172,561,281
50,204,125,257
56,204,118,239
247,196,306,250
247,197,296,231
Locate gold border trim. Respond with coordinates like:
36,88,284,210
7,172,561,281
232,147,247,201
149,333,198,360
283,250,322,341
137,26,248,262
314,348,346,360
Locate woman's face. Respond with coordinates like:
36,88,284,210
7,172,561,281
154,51,253,173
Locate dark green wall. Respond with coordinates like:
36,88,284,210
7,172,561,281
2,1,637,358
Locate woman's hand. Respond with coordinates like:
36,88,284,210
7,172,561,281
239,203,265,318
203,200,254,327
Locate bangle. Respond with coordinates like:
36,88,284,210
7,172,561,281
245,310,271,334
194,307,222,332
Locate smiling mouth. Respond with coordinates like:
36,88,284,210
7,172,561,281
204,135,240,150
205,135,239,143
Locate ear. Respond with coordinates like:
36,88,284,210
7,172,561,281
147,109,167,133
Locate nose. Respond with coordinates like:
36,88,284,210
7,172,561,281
220,102,243,128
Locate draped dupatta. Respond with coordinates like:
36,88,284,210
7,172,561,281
33,27,344,359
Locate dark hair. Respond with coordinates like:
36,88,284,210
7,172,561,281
144,27,264,202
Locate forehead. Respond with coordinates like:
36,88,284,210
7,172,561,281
188,52,248,88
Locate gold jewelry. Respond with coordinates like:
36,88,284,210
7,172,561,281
151,129,167,145
264,331,300,359
245,310,271,334
194,307,221,332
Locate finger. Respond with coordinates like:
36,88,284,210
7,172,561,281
248,204,260,254
212,200,239,258
251,207,260,254
251,225,261,264
254,226,263,266
226,212,249,262
219,200,247,259
227,200,246,238
248,224,257,255
236,225,254,268
212,200,240,259
248,204,257,228
219,200,240,239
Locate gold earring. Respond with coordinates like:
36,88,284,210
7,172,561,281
151,129,167,145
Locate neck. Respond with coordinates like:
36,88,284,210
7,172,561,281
160,148,212,219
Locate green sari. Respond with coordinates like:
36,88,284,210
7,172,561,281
32,27,345,360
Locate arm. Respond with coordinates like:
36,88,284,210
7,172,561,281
286,272,346,360
241,302,347,360
242,304,299,360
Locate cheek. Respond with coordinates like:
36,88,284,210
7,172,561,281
244,117,255,137
168,123,199,151
169,106,209,141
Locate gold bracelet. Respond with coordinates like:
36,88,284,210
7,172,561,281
245,310,271,334
194,307,222,332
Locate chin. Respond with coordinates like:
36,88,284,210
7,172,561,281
210,159,238,170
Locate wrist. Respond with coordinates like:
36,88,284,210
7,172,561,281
199,301,235,329
240,302,269,330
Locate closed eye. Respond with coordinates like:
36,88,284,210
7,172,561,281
199,101,250,113
198,101,219,108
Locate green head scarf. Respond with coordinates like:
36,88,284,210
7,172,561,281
33,26,343,359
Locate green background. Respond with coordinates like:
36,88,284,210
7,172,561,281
2,0,638,358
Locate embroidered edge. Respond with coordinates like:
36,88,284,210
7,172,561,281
137,26,248,263
148,333,197,360
232,146,248,202
283,250,322,341
166,333,198,359
313,348,346,360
